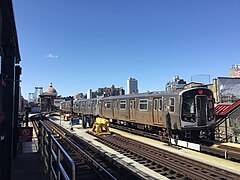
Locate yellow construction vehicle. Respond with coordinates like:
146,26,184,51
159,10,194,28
91,117,111,135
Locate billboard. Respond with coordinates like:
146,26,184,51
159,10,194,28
218,77,240,103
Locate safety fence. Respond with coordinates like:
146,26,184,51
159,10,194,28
39,120,76,180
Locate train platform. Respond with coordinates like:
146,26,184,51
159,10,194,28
221,142,240,148
49,115,240,178
11,121,48,180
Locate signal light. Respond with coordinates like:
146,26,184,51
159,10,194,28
198,89,203,95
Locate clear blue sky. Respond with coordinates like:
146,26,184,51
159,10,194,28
13,0,240,99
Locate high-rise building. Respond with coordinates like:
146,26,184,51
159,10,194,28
87,89,92,99
92,85,125,98
127,78,138,94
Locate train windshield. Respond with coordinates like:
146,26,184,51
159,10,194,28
182,98,195,114
181,88,214,123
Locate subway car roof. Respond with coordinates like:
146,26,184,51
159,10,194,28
101,91,180,100
178,87,211,95
75,90,183,102
74,87,210,102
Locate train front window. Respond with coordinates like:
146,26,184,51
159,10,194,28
182,97,195,122
182,98,195,114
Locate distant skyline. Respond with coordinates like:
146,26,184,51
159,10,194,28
12,0,240,99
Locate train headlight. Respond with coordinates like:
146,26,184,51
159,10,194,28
208,116,214,121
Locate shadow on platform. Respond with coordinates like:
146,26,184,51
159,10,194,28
11,152,48,180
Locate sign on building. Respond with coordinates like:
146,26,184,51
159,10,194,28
230,64,240,77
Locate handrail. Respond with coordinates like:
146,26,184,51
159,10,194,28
215,117,227,127
39,120,76,180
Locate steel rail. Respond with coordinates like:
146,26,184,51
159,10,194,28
42,120,117,180
93,133,240,180
110,122,240,162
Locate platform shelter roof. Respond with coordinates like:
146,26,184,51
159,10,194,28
215,99,240,116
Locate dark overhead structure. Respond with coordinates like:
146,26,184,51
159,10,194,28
0,0,22,179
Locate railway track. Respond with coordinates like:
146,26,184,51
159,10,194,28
110,123,240,161
44,121,106,179
89,132,240,180
109,123,168,142
41,119,141,180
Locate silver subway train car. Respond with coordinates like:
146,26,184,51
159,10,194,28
60,87,215,140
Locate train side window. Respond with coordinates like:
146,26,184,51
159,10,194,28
120,100,126,110
154,99,158,111
170,97,175,112
139,99,148,111
159,98,163,111
106,101,111,109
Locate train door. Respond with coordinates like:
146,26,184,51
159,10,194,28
99,101,103,116
108,100,114,118
93,100,97,115
129,99,136,120
113,100,118,118
195,95,207,126
153,98,160,124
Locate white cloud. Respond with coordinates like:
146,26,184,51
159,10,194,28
46,53,59,59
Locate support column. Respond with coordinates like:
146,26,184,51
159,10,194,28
13,65,21,158
1,45,15,180
225,118,228,142
0,0,21,179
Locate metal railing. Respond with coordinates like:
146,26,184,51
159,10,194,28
39,120,76,180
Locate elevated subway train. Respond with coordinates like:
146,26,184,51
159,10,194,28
60,87,215,140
